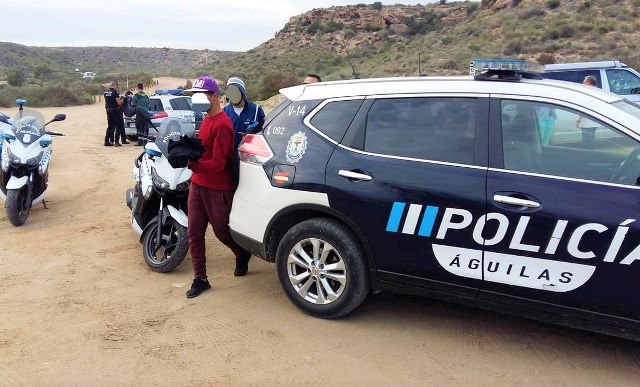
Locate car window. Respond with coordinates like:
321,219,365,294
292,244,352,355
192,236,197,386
501,99,640,185
170,97,191,110
363,97,478,164
544,70,601,88
605,69,640,95
309,100,362,142
148,99,164,112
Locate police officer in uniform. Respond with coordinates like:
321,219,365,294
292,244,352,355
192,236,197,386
103,81,127,146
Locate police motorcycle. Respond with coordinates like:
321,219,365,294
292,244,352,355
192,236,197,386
125,108,193,272
0,99,65,226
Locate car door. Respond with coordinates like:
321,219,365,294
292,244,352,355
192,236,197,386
325,95,489,297
480,97,640,325
169,97,196,126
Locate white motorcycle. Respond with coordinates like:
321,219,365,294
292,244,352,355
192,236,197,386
0,99,65,226
125,113,193,272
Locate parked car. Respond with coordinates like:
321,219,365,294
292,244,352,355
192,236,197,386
229,65,640,340
542,60,640,103
125,95,197,139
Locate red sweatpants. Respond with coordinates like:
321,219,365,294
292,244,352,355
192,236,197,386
187,183,247,279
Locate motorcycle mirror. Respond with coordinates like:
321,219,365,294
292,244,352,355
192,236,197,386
44,114,66,126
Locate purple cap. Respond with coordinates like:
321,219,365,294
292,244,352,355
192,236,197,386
186,76,219,93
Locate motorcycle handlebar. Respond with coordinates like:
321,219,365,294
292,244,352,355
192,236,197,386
45,131,64,136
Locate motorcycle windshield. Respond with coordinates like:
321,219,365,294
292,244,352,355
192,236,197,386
155,118,196,157
11,109,46,145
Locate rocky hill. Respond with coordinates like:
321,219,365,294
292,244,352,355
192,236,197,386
2,0,640,100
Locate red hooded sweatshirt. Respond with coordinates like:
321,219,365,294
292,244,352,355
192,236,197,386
188,111,235,191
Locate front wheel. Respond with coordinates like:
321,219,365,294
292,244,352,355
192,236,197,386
5,188,30,226
142,217,189,272
275,218,369,319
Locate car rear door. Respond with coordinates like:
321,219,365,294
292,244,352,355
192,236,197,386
480,96,640,326
325,94,490,297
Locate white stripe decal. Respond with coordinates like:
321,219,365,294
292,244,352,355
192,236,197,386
402,204,423,235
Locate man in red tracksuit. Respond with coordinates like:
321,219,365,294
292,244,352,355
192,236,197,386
184,76,251,298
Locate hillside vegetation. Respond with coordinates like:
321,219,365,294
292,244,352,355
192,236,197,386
1,0,640,105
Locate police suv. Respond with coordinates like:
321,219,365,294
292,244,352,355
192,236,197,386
229,63,640,339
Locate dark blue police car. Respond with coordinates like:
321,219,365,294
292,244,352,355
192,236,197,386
229,65,640,340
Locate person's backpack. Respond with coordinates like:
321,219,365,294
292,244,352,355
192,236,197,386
122,95,136,117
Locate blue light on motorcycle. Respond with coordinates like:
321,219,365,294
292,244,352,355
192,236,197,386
40,139,52,147
145,149,162,158
2,133,16,141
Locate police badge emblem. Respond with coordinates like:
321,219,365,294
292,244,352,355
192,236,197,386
285,131,308,163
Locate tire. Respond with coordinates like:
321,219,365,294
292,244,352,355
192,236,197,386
5,188,30,227
142,217,189,273
275,218,369,319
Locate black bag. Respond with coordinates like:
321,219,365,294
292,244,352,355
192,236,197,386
167,135,205,169
122,95,136,117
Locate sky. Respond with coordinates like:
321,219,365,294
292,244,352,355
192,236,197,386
1,1,433,51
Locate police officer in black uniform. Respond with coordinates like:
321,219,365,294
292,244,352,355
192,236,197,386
103,81,127,146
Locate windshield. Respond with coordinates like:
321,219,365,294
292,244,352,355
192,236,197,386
11,109,46,144
606,69,640,95
155,118,196,156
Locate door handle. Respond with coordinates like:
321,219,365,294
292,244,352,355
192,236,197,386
493,194,540,208
338,170,372,181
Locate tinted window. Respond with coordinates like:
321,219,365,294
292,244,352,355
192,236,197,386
149,99,164,112
364,97,478,164
309,100,362,142
170,97,191,110
501,99,640,185
605,69,640,95
544,70,601,87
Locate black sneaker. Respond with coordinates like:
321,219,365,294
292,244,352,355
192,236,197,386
104,142,114,147
114,142,122,147
234,253,251,277
186,278,211,298
122,140,131,144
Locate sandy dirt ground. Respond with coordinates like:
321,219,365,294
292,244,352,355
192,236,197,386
1,77,640,386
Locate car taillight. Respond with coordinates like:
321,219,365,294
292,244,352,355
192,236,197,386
238,134,274,165
151,111,168,119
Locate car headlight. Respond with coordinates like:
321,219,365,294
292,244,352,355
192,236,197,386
176,180,190,191
151,167,169,190
26,152,43,166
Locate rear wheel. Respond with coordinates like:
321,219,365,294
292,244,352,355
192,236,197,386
275,218,369,319
142,218,189,272
5,187,30,226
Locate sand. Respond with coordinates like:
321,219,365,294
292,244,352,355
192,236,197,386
0,77,639,386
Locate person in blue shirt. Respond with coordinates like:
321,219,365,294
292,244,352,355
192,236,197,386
223,77,266,184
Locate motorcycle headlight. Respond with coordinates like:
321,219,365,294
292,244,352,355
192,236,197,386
176,181,190,191
26,152,43,166
151,167,169,190
7,147,21,165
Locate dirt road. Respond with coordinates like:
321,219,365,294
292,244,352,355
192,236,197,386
1,78,639,386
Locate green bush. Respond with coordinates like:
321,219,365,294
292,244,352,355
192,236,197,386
325,21,344,32
0,82,94,108
307,22,323,34
372,2,383,11
546,0,561,9
466,2,479,14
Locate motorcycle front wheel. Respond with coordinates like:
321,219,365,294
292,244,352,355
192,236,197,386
142,217,189,272
5,187,30,226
